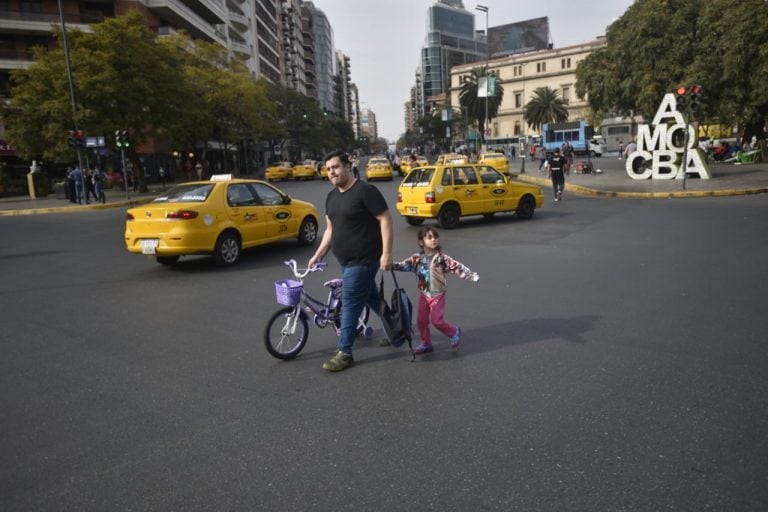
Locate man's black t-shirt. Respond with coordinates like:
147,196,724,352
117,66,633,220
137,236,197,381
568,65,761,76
548,155,566,176
326,180,388,266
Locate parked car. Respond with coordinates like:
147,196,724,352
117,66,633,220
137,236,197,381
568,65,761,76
365,157,394,181
292,160,317,180
477,152,510,175
396,164,544,229
125,176,319,266
265,162,293,181
398,155,429,176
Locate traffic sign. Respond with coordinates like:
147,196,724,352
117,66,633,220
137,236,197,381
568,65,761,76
485,129,491,136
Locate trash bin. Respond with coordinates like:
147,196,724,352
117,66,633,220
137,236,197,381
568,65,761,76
53,181,67,200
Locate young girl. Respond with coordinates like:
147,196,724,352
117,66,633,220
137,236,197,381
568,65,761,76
393,227,479,354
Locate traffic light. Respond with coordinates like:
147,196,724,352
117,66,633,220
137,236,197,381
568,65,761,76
68,130,85,149
690,84,702,112
74,130,85,149
115,129,129,149
675,86,687,112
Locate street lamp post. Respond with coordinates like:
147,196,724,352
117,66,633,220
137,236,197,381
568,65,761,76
476,4,489,151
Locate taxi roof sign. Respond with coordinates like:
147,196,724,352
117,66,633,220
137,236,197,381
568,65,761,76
209,174,233,181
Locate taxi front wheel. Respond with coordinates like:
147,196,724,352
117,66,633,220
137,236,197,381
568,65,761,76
214,231,241,266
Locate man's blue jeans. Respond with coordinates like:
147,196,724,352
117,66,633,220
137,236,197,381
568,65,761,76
338,262,381,355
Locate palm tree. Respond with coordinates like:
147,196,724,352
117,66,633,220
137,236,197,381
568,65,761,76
459,66,504,145
523,86,569,132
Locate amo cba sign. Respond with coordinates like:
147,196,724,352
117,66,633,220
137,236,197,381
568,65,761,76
626,93,711,180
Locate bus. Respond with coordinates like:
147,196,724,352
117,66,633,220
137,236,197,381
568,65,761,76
599,116,644,154
541,121,606,156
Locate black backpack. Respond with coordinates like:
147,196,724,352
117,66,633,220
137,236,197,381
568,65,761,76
378,270,414,359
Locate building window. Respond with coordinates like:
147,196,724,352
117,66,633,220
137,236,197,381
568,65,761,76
515,92,522,108
514,121,521,135
493,123,499,137
562,86,570,104
561,57,571,69
536,61,546,73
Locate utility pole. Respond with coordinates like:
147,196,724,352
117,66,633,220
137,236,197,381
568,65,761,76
476,4,489,151
58,0,84,194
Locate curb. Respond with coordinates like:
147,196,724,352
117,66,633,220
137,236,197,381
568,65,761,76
513,175,768,199
0,197,153,216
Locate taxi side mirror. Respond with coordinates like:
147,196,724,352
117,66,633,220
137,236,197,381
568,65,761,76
283,195,292,205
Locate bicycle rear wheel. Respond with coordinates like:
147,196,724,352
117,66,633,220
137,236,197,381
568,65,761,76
264,307,309,359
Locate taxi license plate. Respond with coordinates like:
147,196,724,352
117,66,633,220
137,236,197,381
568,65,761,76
407,207,418,214
141,239,159,255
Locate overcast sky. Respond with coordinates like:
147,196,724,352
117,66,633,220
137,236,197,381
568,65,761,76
313,0,635,142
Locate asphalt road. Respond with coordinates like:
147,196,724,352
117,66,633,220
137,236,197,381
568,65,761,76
1,179,767,511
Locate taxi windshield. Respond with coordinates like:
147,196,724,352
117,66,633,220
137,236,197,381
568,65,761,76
153,184,214,203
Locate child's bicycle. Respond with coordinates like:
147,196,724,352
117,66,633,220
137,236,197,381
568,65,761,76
264,259,374,359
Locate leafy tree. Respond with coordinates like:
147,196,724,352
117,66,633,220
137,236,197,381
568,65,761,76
576,0,768,139
458,66,504,144
523,86,569,132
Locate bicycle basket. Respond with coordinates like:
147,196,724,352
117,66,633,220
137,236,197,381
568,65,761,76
274,279,303,306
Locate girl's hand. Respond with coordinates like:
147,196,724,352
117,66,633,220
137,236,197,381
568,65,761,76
471,273,479,282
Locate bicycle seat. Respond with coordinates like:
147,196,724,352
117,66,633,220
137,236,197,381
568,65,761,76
323,278,343,289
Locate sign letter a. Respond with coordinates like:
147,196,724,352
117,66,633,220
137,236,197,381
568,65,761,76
652,93,686,126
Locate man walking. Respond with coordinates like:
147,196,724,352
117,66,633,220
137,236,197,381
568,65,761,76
547,147,567,201
308,150,394,372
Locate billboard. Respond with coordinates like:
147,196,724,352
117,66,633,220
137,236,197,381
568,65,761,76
488,17,550,58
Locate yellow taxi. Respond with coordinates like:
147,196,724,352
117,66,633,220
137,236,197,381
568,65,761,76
478,152,510,175
396,164,544,229
125,175,319,266
434,153,469,168
365,157,394,181
398,155,429,176
292,159,317,180
319,164,329,179
265,161,293,181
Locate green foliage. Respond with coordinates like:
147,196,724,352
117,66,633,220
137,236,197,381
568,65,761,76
458,67,505,142
576,0,768,137
523,87,569,132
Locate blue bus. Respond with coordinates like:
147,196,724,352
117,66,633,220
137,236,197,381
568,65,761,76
542,121,606,156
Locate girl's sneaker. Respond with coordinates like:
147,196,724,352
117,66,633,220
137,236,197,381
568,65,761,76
414,343,434,354
450,327,461,348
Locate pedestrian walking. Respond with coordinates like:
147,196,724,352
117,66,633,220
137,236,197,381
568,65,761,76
307,150,394,372
537,145,547,172
547,147,567,201
84,168,98,203
67,165,83,204
351,156,360,180
393,227,478,354
92,167,106,204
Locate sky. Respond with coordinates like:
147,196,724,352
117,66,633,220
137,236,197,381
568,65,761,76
313,0,635,142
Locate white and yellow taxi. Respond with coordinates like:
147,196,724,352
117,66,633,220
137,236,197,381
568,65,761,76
396,164,544,229
125,175,319,266
478,152,510,175
365,157,394,181
292,160,318,180
434,153,469,168
265,161,293,181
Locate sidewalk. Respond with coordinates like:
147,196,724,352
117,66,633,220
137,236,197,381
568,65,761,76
0,185,163,216
512,157,768,199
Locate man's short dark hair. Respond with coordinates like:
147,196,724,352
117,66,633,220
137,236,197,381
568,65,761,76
324,149,351,165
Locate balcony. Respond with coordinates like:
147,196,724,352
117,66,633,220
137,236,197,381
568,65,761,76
228,9,248,30
146,0,226,25
0,9,95,34
146,0,227,44
230,40,250,56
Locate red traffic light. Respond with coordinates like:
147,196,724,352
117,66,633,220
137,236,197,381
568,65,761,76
675,86,687,96
691,84,702,95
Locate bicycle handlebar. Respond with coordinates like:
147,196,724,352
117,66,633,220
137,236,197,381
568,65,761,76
284,259,326,279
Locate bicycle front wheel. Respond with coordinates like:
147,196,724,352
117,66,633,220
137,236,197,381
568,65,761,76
264,307,309,359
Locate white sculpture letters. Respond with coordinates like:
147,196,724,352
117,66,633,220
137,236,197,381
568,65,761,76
626,93,712,180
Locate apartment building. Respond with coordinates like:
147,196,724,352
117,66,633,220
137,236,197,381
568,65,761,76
449,38,606,139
